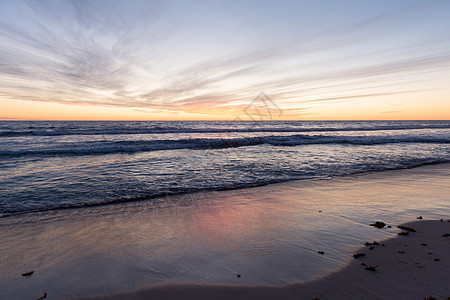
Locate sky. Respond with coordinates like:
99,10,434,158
0,0,449,120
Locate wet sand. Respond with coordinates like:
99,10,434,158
90,220,450,300
0,164,449,299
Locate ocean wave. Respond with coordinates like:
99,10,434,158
1,124,450,137
0,180,275,217
1,159,448,218
1,134,449,157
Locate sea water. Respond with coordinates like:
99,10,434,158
0,120,449,217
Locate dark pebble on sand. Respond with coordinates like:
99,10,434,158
353,253,366,258
21,271,34,277
370,221,386,228
364,241,379,246
364,265,378,271
397,225,416,232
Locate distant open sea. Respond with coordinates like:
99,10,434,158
0,120,449,217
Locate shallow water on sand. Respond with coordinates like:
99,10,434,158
0,164,449,299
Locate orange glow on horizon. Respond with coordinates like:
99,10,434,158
1,93,449,121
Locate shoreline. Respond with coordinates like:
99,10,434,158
89,219,450,300
0,163,449,299
1,161,449,220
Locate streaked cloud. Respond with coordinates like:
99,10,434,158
0,0,449,119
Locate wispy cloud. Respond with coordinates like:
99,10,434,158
1,0,450,118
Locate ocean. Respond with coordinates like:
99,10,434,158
0,120,449,217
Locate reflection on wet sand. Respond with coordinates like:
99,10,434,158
0,164,449,299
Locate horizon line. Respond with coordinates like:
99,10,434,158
1,119,449,122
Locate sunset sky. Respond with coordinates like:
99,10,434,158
0,0,449,120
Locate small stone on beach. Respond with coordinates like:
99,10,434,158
397,225,416,232
318,251,324,255
364,241,379,246
353,253,366,258
21,271,34,277
417,216,423,219
398,231,409,236
370,221,386,228
364,265,378,271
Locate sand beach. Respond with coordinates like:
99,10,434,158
0,163,449,299
91,219,450,300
